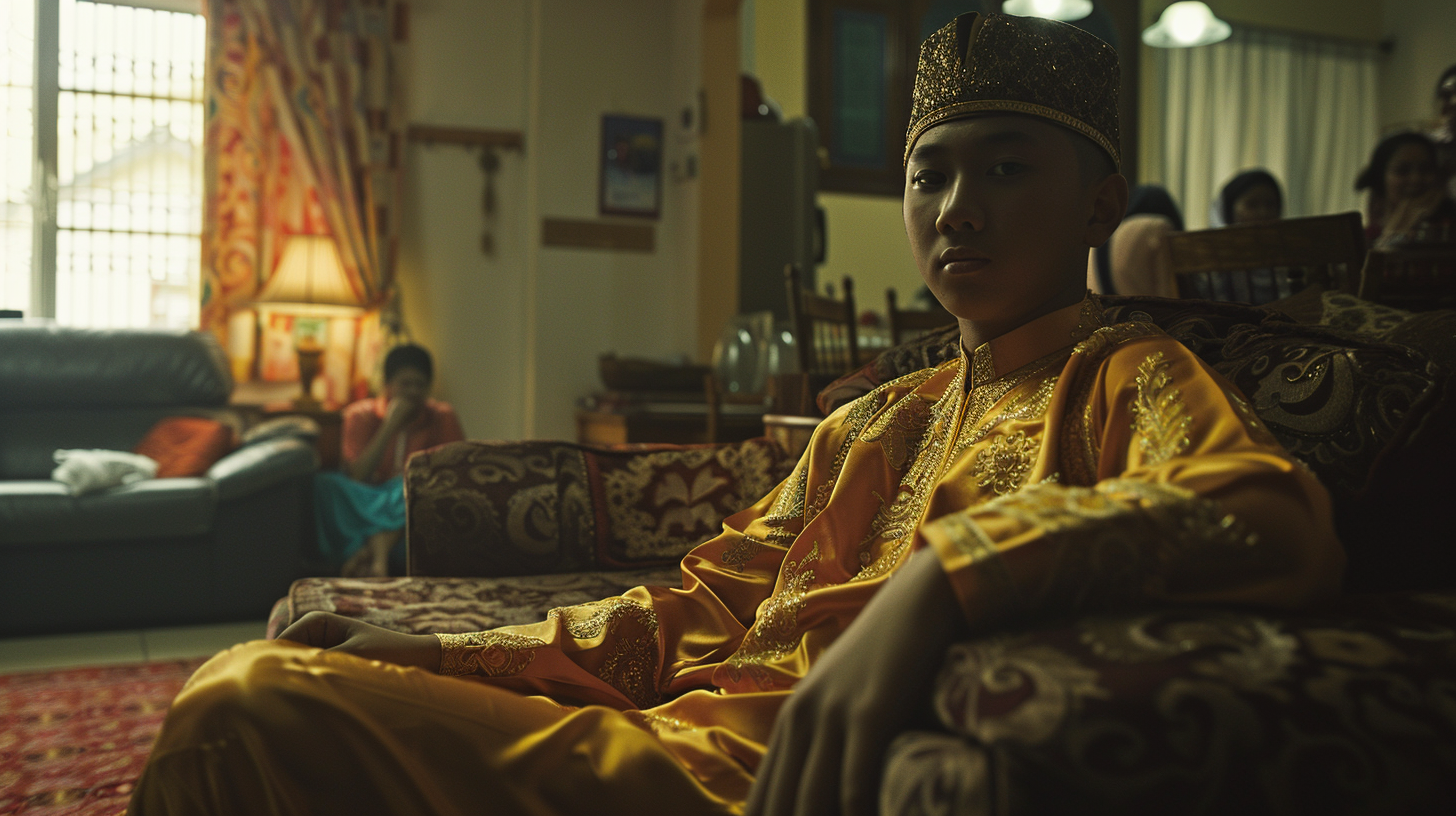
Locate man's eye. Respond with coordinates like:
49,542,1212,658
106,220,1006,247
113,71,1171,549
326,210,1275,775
988,162,1027,176
911,170,945,186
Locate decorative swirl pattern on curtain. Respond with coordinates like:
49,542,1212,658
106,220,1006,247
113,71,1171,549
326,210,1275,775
200,0,405,371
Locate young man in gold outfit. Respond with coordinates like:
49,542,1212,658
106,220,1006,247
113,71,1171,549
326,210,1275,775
131,13,1342,816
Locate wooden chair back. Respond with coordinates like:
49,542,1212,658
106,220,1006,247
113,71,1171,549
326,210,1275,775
785,264,860,383
1358,244,1456,311
1167,212,1366,305
885,288,957,346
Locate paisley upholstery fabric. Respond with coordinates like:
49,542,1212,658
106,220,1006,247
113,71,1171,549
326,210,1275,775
884,590,1456,815
404,438,795,577
266,570,683,639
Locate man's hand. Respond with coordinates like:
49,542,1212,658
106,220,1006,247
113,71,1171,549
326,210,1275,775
383,395,421,432
276,611,443,673
745,547,971,816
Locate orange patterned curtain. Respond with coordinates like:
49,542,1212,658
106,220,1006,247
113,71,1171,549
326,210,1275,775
201,0,405,396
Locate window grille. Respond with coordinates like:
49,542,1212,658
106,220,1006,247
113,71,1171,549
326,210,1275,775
1,0,205,328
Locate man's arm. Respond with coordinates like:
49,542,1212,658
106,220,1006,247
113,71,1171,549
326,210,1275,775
344,398,416,483
749,335,1345,816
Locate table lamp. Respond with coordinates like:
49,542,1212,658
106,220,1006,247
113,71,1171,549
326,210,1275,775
254,235,363,409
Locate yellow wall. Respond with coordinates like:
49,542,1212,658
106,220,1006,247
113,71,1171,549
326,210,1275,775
751,0,920,316
398,0,705,440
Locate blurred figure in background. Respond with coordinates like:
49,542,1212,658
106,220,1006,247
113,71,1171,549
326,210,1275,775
1357,131,1456,250
1087,184,1184,297
315,344,465,577
1215,169,1284,226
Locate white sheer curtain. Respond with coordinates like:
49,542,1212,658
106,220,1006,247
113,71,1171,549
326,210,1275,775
1144,28,1380,229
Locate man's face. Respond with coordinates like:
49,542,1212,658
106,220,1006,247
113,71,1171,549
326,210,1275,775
903,115,1107,327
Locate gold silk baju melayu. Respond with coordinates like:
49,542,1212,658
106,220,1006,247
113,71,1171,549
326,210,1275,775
130,298,1344,816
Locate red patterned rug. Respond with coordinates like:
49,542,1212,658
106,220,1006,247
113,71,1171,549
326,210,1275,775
0,659,206,816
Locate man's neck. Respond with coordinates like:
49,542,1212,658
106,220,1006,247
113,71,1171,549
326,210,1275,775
956,282,1088,353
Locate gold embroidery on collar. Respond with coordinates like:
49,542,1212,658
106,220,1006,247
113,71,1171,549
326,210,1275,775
974,431,1038,495
970,343,996,389
727,542,823,686
436,631,547,677
1131,351,1192,467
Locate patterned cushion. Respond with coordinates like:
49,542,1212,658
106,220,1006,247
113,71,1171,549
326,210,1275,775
405,438,795,577
265,569,684,638
881,591,1456,815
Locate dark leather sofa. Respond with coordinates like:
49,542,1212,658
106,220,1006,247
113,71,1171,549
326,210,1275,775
0,325,318,636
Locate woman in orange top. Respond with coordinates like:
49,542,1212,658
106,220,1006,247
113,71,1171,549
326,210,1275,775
314,344,464,576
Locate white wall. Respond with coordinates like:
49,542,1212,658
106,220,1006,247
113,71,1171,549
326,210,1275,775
397,0,702,441
1379,0,1456,132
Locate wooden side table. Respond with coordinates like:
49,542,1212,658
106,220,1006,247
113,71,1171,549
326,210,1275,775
231,381,346,470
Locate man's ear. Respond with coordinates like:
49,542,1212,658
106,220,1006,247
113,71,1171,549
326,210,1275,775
1085,173,1129,248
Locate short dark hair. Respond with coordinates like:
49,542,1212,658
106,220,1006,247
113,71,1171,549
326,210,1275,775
1355,132,1437,197
384,343,433,383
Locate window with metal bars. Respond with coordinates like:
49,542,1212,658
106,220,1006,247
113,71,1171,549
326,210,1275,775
1,0,204,328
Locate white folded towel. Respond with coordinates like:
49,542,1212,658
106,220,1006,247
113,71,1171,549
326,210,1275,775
52,449,159,495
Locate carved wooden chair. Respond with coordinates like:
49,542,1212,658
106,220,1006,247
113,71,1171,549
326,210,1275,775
1168,212,1366,305
1357,244,1456,312
784,264,860,394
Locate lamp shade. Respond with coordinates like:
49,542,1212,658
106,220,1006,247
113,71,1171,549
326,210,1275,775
255,235,363,315
1142,1,1231,48
1002,0,1093,22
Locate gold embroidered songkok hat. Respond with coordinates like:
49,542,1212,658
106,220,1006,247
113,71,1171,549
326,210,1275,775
905,12,1121,169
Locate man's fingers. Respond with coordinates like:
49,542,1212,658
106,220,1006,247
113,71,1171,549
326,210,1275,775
276,611,332,646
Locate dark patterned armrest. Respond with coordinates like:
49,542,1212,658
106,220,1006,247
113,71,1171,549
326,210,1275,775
404,438,796,578
882,591,1456,815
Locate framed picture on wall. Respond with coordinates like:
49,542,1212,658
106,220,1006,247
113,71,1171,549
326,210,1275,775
599,114,664,218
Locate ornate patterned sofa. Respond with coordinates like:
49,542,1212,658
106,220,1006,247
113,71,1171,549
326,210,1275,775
267,293,1456,814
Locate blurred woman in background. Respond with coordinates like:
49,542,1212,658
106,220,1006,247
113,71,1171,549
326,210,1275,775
1357,131,1456,250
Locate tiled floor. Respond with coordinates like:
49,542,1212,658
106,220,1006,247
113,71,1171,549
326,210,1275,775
0,620,266,674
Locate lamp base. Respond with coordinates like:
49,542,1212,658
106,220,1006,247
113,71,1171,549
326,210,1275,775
295,345,325,411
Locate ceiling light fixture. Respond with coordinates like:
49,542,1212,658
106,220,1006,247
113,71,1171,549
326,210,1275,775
1001,0,1093,23
1142,1,1231,48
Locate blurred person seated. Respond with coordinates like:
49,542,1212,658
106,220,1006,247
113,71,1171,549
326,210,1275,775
1214,169,1283,226
1087,184,1184,297
1357,131,1456,250
315,344,464,577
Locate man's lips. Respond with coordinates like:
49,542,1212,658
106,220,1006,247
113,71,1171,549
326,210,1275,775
938,247,991,274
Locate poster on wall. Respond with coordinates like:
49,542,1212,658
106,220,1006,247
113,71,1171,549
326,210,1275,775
599,114,664,218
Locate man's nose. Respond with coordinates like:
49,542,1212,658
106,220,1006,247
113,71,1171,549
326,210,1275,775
936,182,985,234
